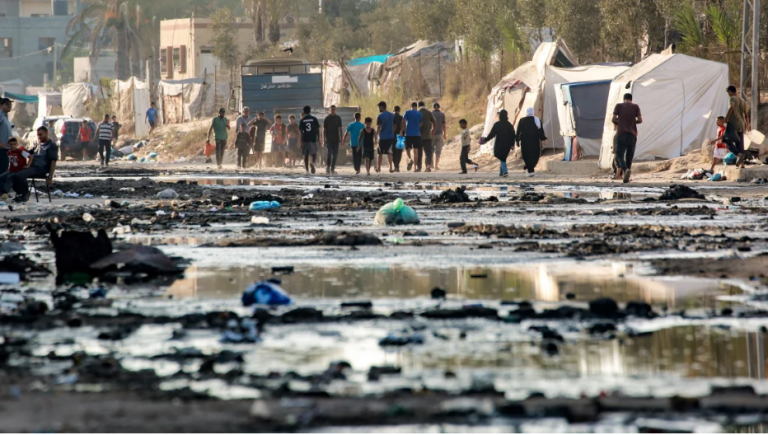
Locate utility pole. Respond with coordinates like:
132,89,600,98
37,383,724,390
52,43,58,90
740,0,760,121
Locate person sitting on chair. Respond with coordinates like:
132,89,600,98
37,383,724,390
0,126,58,202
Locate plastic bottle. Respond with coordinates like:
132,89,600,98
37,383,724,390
249,201,281,211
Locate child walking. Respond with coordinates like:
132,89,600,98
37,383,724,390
235,123,251,169
458,119,478,174
358,117,376,176
710,116,727,172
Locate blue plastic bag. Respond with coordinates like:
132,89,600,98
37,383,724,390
242,279,292,306
148,152,159,159
709,173,722,181
127,154,137,161
395,135,405,150
724,152,737,165
249,201,281,211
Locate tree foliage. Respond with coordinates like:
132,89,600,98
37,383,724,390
211,6,241,76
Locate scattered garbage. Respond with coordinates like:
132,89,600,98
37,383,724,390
379,333,424,346
130,218,151,225
82,213,95,223
249,201,281,211
89,288,107,299
724,152,737,165
220,318,261,343
433,186,470,203
119,187,135,192
374,198,420,226
148,152,159,159
0,272,20,284
127,154,137,161
52,189,64,197
156,210,166,216
709,173,724,182
156,189,179,199
112,225,131,235
659,185,706,201
680,168,712,180
241,279,292,306
251,216,270,225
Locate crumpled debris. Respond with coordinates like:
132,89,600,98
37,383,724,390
659,185,706,201
379,333,424,346
91,246,183,275
432,187,470,204
680,168,712,180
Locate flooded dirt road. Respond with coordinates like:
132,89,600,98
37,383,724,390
3,164,768,432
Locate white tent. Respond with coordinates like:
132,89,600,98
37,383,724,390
38,92,63,117
547,64,630,156
156,78,228,125
62,83,99,117
481,39,577,154
598,54,729,168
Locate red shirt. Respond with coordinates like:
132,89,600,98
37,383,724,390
79,126,91,142
7,147,29,173
716,126,727,149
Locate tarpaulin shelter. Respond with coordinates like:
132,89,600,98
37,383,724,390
38,92,63,117
112,77,150,137
547,64,630,157
62,83,99,117
348,55,392,66
156,78,229,125
322,59,385,106
597,54,729,168
377,40,454,98
481,39,577,154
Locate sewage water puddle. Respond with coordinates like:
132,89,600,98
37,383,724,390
166,263,741,309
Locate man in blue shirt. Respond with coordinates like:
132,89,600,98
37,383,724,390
400,102,422,172
0,98,13,173
343,112,365,174
376,101,395,173
145,102,159,136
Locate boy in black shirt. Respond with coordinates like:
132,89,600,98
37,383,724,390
300,105,320,175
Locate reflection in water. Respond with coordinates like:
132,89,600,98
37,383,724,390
166,263,739,308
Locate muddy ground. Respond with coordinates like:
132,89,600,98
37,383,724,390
4,161,768,432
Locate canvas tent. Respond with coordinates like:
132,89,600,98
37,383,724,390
481,39,577,154
548,64,630,156
62,83,99,117
597,54,729,168
38,92,63,117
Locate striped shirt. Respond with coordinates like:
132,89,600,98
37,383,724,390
98,122,113,141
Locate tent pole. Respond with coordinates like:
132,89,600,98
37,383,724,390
751,0,760,126
740,0,749,102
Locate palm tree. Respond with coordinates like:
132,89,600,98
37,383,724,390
63,0,146,80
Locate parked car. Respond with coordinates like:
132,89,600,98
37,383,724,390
54,118,98,159
24,115,71,149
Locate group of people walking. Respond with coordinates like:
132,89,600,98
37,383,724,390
206,99,554,177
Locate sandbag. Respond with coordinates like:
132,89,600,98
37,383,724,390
374,198,420,225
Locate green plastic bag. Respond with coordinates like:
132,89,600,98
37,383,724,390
374,198,420,225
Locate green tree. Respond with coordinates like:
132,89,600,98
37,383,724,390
546,0,602,62
211,6,241,84
63,0,145,80
408,0,456,42
360,0,414,54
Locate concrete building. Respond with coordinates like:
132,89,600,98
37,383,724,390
159,16,299,81
74,54,117,83
0,0,76,86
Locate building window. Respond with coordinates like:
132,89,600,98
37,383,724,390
172,47,180,71
38,37,55,51
200,47,213,54
159,48,167,74
0,38,11,58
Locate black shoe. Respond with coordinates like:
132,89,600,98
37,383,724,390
13,196,27,203
310,163,316,174
459,171,468,174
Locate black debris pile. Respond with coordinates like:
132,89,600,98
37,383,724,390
433,187,470,204
659,185,706,201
